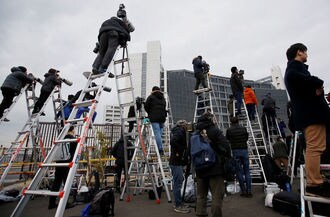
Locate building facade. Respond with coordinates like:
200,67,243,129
104,105,121,124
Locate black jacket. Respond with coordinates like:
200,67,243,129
65,134,77,162
98,17,131,42
192,57,204,74
169,126,187,166
284,60,329,130
195,115,230,178
110,138,133,166
41,73,61,93
144,90,167,123
226,123,249,150
230,72,243,94
1,67,34,94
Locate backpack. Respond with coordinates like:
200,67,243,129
190,131,216,170
53,142,71,162
90,189,115,217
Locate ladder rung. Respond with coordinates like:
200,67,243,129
120,102,135,108
89,73,106,80
123,117,137,122
65,118,85,123
84,86,99,93
24,190,60,197
41,162,70,167
74,100,95,108
114,58,129,65
54,138,79,144
193,88,211,94
116,72,131,79
118,87,133,93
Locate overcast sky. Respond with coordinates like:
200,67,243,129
1,0,330,146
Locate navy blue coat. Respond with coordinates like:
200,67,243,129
1,67,34,94
284,60,329,130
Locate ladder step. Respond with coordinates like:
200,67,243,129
119,102,135,108
54,138,79,144
193,88,211,94
41,162,70,167
65,117,85,123
84,86,99,93
118,87,133,93
114,58,129,65
116,72,131,79
123,117,137,122
74,100,95,108
24,189,60,197
53,98,62,103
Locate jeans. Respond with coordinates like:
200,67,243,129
196,175,225,217
151,122,164,152
246,103,256,121
92,31,120,71
234,92,242,114
232,149,251,193
170,165,184,207
76,107,97,123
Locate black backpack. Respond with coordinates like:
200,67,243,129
90,189,115,217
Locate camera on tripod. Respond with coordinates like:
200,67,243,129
117,3,126,18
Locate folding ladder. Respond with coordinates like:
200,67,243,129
287,131,300,185
262,114,282,153
10,67,111,217
238,101,268,184
114,46,165,203
0,85,66,187
300,164,330,217
162,92,173,157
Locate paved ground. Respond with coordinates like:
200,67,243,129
0,184,286,217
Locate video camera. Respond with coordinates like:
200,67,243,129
60,78,73,86
28,73,44,85
117,3,127,18
202,61,210,74
238,69,244,75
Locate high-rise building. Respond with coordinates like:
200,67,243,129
167,70,289,130
104,105,121,124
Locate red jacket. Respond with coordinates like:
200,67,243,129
244,87,258,105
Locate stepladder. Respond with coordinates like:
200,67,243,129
10,64,113,216
0,85,66,188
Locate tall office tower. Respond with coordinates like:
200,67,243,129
103,105,121,124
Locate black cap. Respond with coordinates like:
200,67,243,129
152,86,160,91
48,68,59,74
18,66,27,73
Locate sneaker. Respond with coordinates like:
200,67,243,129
2,118,10,122
92,68,99,75
174,205,190,214
246,192,253,198
306,183,330,198
41,112,46,116
108,72,115,78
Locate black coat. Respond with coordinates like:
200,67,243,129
195,115,230,178
110,138,133,166
192,57,204,74
169,126,187,166
226,123,249,150
1,67,34,94
41,73,61,93
98,17,131,42
230,72,243,94
144,90,167,123
284,60,330,130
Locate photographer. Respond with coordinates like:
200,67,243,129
0,66,35,121
32,68,62,115
92,4,135,76
127,96,144,133
192,55,209,92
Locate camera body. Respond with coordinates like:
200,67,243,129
117,4,127,18
93,42,100,53
136,97,145,110
202,61,210,74
238,69,244,75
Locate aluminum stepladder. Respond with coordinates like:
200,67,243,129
0,84,31,124
287,131,300,185
240,101,268,185
262,113,282,154
10,68,111,217
0,82,64,187
300,164,330,217
114,46,165,203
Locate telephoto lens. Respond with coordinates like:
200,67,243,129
61,78,73,86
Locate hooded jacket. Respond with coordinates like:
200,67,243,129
244,87,258,105
230,73,243,94
284,60,330,130
169,125,187,166
194,115,230,178
41,72,61,93
144,90,167,123
1,67,34,94
98,17,134,42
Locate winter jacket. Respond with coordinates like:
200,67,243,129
144,90,167,123
98,17,134,42
244,87,258,105
230,73,243,94
284,60,330,130
261,96,275,110
110,138,133,166
273,141,288,159
41,73,61,93
1,67,34,94
226,123,249,150
192,57,204,74
194,115,230,178
169,126,187,166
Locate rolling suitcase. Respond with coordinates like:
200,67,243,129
272,191,300,217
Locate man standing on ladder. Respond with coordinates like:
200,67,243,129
230,66,244,116
0,66,35,121
144,86,167,155
92,3,134,76
192,55,210,92
284,43,330,198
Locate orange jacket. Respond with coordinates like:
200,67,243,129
244,87,258,105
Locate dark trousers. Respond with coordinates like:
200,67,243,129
49,167,70,207
33,90,51,113
114,164,124,189
92,31,120,71
0,88,16,117
246,103,256,121
128,121,134,133
195,72,208,90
